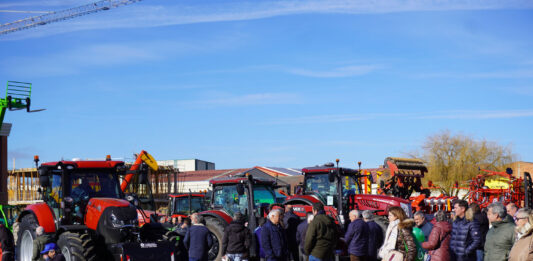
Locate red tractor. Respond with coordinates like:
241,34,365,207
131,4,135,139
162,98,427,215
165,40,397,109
168,193,207,219
199,174,282,261
285,161,413,230
16,158,175,261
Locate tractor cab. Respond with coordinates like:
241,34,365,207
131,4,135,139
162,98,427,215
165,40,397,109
168,193,207,218
39,160,125,224
302,164,362,207
210,176,277,219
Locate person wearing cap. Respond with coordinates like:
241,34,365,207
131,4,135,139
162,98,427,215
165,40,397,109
40,243,65,261
33,226,53,261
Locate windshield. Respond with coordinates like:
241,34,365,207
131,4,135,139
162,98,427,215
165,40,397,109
212,184,277,216
70,170,121,201
173,196,206,214
305,173,362,205
253,185,276,207
213,185,247,216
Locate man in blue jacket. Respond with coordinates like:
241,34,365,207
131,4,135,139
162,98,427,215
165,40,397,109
450,200,481,261
296,213,314,261
261,208,288,261
362,210,383,261
344,210,369,261
184,213,213,261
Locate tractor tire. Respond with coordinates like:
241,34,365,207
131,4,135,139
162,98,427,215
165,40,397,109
163,230,180,248
204,217,225,261
17,214,39,261
57,231,97,261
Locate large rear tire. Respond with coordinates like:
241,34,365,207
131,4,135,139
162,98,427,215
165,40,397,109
57,231,97,261
204,217,225,261
17,214,39,261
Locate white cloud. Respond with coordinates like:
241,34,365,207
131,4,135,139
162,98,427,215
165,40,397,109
414,69,533,79
196,92,304,106
2,0,533,39
287,65,380,78
267,109,533,124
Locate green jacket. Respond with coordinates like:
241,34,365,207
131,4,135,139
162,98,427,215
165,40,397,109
304,212,337,260
32,234,53,261
484,216,515,261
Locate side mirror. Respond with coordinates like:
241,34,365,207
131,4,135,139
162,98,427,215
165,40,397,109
506,168,513,175
236,183,245,196
328,170,336,183
39,175,50,187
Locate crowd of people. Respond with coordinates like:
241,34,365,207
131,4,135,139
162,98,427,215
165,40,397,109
180,200,532,261
1,200,532,261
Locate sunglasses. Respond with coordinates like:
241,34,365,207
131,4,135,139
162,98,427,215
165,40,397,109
516,217,529,220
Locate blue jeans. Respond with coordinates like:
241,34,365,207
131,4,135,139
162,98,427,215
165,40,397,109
475,250,484,261
309,255,332,261
227,253,247,261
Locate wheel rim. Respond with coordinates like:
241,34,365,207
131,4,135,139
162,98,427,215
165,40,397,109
62,246,72,261
20,230,34,261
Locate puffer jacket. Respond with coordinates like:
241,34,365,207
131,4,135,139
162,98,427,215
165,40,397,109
395,219,417,261
222,220,251,255
484,216,515,261
421,221,451,261
450,216,481,261
509,227,533,261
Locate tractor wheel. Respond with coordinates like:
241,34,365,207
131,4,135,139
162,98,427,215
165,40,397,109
57,231,97,261
205,217,225,261
163,230,180,248
17,214,39,261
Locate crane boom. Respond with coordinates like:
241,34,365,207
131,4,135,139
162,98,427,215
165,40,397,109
0,0,141,36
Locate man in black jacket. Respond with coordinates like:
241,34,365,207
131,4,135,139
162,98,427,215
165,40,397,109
222,212,252,261
284,205,301,261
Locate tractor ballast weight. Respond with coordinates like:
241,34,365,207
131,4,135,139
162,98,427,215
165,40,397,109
16,159,174,261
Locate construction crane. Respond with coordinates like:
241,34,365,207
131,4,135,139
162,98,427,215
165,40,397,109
0,0,142,35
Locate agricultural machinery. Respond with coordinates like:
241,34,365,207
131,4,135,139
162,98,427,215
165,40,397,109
285,160,412,231
16,158,175,261
167,193,207,219
464,168,531,209
199,173,282,261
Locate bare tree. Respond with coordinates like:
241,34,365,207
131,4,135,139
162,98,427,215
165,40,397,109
421,130,515,196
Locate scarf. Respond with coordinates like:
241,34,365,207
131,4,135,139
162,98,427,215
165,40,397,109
378,219,400,258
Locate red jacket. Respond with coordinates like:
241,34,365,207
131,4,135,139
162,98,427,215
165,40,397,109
422,221,452,261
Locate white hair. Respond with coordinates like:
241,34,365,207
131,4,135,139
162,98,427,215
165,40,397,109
268,209,281,219
36,226,44,236
307,214,314,223
362,210,374,220
349,210,360,218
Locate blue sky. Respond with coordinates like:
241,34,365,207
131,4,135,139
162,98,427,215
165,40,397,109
1,0,532,170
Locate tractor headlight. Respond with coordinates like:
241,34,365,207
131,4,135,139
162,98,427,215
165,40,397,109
109,213,137,228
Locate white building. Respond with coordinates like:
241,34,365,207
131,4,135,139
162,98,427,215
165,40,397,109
158,159,215,172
